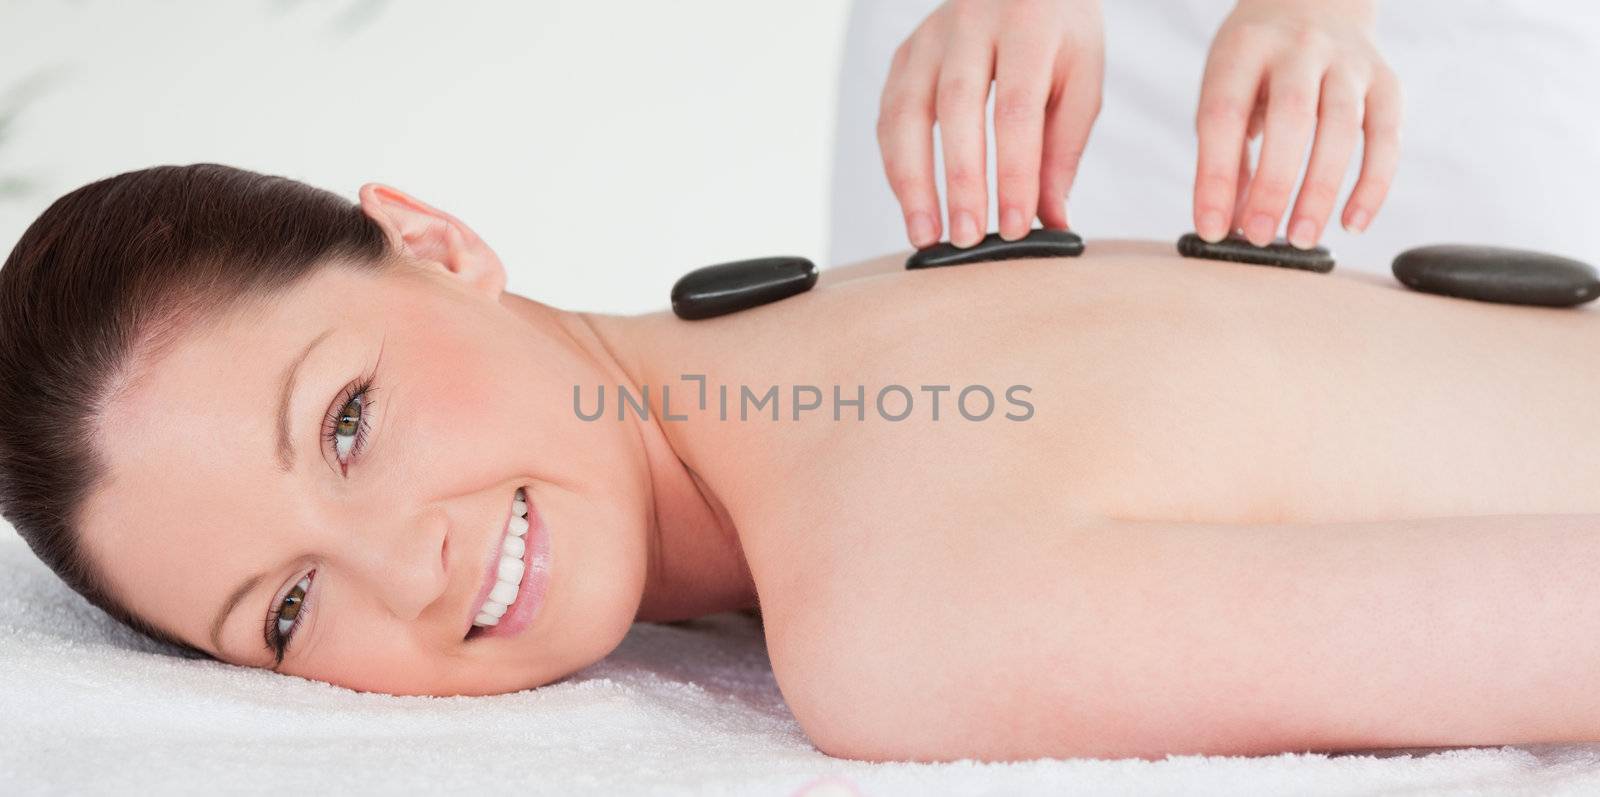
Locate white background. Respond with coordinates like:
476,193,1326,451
0,0,851,316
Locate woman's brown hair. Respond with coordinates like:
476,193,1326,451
0,163,394,653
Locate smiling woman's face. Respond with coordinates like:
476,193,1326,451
74,195,653,696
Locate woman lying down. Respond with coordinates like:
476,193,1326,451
3,163,1598,763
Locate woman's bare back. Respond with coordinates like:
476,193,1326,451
613,240,1600,758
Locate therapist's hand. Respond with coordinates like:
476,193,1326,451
879,0,1105,249
1194,0,1400,249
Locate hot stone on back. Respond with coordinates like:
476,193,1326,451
1391,245,1600,307
905,228,1084,269
671,256,819,320
1176,232,1335,273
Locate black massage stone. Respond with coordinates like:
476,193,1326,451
905,228,1084,269
1177,232,1335,273
1391,245,1600,308
671,255,818,320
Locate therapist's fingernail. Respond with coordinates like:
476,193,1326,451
907,212,936,248
1288,218,1317,249
1346,209,1370,233
1245,213,1275,246
1000,208,1025,240
1198,211,1226,242
953,211,980,248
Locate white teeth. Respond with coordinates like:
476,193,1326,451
489,580,518,605
471,488,533,630
498,556,525,584
502,535,525,559
475,594,512,624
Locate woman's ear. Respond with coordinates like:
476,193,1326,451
357,182,507,299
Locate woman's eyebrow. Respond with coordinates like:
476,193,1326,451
210,572,264,655
276,326,335,473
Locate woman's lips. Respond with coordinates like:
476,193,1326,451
467,487,551,641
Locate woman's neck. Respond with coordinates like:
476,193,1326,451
550,306,758,622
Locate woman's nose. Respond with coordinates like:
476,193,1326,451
341,504,450,622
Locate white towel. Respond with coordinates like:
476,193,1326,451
4,525,1600,796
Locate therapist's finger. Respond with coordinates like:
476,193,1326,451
878,36,945,249
991,29,1054,241
1228,92,1267,232
936,28,996,248
1230,136,1253,232
1237,58,1322,246
1286,68,1362,249
1342,66,1401,233
1037,47,1102,231
1194,36,1269,243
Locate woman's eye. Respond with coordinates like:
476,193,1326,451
324,378,376,467
268,571,314,661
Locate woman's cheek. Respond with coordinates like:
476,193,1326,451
299,619,452,695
